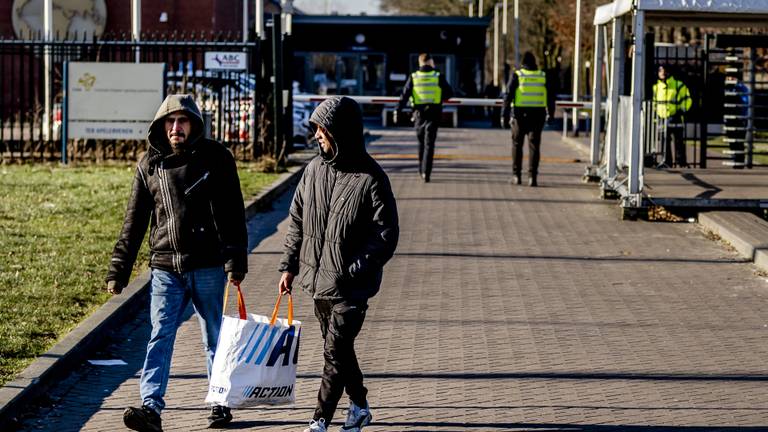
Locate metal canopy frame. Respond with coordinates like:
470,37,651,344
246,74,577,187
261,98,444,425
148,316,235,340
590,0,768,210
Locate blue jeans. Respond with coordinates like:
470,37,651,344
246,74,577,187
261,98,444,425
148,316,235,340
140,267,226,414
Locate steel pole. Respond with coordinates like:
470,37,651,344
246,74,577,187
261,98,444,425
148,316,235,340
572,0,582,135
514,0,519,68
256,0,265,40
243,0,249,42
44,0,52,144
132,0,141,62
493,4,499,87
590,25,604,166
628,11,646,196
606,17,623,180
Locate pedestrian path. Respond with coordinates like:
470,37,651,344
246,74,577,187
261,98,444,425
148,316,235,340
19,127,768,431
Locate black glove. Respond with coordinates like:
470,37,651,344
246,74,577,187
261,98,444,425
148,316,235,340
228,272,245,284
106,280,125,295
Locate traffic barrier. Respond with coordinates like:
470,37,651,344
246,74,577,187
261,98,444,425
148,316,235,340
293,94,505,107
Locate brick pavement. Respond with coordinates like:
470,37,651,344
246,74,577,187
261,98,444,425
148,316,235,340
18,126,768,431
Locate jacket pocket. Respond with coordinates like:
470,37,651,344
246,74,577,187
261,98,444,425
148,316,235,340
329,301,368,339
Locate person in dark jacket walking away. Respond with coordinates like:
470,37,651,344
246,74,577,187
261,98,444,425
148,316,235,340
503,52,552,187
396,53,453,182
278,96,399,432
105,94,248,431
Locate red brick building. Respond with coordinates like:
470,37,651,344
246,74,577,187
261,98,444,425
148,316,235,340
0,0,284,39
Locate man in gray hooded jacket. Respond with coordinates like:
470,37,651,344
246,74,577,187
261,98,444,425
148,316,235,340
106,94,248,431
278,96,399,432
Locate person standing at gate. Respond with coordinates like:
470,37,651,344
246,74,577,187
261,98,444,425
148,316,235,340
653,64,693,167
396,53,453,183
503,51,551,187
278,96,399,432
105,94,248,431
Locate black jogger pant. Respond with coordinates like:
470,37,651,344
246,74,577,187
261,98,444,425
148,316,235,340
313,299,369,423
511,108,546,176
414,105,441,179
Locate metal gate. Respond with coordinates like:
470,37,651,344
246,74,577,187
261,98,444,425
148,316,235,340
0,34,258,162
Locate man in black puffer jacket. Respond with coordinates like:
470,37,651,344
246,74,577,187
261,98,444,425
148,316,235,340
105,94,247,431
278,96,399,432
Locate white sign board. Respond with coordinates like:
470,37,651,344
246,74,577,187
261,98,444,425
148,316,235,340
205,52,248,70
67,62,165,140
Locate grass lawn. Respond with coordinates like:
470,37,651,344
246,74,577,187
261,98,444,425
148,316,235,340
0,162,279,386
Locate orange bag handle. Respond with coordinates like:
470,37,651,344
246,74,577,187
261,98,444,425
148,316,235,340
269,292,294,326
222,280,247,320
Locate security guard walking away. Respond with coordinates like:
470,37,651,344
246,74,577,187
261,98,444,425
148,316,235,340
397,53,453,183
653,65,692,167
503,52,551,187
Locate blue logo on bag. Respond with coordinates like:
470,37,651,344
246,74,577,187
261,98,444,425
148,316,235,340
242,385,294,399
238,324,301,366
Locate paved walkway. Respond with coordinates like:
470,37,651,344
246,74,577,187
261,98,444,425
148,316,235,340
19,127,768,431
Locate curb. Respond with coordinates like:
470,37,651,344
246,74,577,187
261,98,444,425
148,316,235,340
0,160,309,430
698,211,768,273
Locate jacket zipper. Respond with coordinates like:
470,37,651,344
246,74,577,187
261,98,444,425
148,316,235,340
313,167,338,294
158,163,182,272
184,171,210,197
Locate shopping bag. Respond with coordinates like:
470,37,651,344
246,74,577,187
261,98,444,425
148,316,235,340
205,283,301,407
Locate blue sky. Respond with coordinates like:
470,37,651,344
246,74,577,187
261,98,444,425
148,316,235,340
293,0,382,15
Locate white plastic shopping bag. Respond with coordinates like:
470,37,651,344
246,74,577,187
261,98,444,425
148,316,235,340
206,283,301,407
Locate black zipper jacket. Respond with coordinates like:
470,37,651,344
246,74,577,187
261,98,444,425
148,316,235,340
106,95,248,285
279,96,399,302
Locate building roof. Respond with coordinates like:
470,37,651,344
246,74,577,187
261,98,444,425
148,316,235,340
293,15,491,28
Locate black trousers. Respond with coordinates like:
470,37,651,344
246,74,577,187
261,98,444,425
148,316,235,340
414,105,441,178
663,115,687,167
510,109,546,176
313,299,369,423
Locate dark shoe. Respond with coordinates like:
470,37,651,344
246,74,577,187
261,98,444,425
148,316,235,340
207,405,233,428
510,175,521,185
528,176,538,187
124,405,162,432
421,172,430,183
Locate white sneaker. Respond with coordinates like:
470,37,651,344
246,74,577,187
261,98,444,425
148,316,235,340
304,418,327,432
339,401,372,431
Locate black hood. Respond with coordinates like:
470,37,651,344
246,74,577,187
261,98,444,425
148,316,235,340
309,96,366,169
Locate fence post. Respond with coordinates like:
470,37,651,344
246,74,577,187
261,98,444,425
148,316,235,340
271,14,284,163
61,61,68,164
699,34,709,168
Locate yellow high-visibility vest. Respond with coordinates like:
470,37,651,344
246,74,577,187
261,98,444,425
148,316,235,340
411,70,442,105
513,69,547,108
653,77,692,119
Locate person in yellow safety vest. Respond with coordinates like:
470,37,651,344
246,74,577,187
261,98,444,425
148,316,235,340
396,53,453,183
653,65,693,167
502,52,552,187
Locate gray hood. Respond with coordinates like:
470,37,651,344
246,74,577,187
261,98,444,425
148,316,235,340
147,94,205,158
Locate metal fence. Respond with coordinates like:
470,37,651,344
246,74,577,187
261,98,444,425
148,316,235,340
0,33,259,162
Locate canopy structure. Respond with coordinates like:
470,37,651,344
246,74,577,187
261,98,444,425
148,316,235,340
589,0,768,211
595,0,768,26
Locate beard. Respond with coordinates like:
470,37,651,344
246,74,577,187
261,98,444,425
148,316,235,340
169,137,188,154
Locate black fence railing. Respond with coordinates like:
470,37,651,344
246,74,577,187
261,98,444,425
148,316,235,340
643,35,768,169
0,33,262,162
